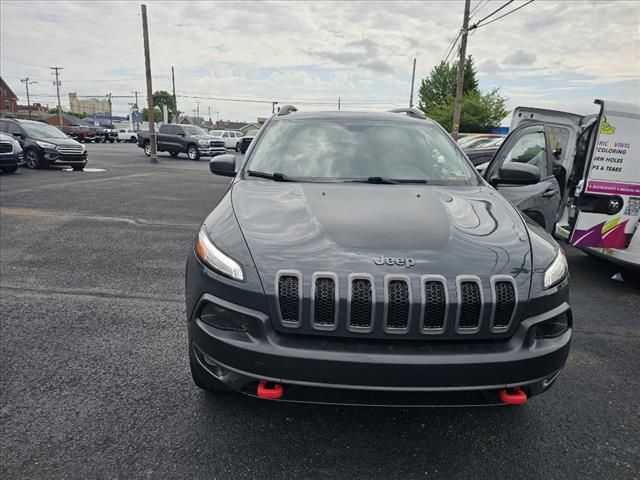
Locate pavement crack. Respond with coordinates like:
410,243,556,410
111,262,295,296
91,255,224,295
0,284,183,304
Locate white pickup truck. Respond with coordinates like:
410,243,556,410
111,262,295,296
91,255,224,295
116,129,138,143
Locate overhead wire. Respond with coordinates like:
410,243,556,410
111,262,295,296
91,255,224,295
471,0,535,29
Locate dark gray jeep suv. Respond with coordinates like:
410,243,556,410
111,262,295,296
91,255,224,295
186,107,572,406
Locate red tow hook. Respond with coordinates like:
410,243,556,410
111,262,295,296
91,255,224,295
257,380,284,400
499,387,528,405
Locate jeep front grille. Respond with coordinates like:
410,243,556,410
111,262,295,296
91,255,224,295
312,275,337,329
385,279,410,331
274,271,518,338
457,280,483,332
348,277,374,331
491,279,517,330
277,274,301,325
422,278,447,332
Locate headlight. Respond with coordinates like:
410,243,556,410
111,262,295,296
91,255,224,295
194,227,244,281
36,141,56,149
544,249,568,289
198,139,209,146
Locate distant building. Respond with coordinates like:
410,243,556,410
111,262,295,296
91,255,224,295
68,92,109,115
0,77,19,115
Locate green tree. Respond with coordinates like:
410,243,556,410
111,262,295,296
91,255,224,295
142,107,162,122
152,90,176,121
418,56,507,133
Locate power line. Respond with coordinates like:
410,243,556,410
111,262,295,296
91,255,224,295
470,0,514,28
442,29,462,63
469,0,489,19
471,0,535,29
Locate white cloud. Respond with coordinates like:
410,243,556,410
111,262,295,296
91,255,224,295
1,0,638,122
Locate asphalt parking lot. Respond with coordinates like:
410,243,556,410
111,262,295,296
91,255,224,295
1,143,639,480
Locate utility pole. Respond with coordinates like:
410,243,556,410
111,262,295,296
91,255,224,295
196,101,200,126
272,101,278,114
131,90,140,130
409,58,417,108
171,66,177,122
20,78,37,120
451,0,471,141
141,4,157,163
338,96,341,111
106,93,112,127
50,66,63,127
208,106,211,128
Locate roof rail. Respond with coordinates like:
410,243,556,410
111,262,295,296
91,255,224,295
277,104,298,116
387,108,426,120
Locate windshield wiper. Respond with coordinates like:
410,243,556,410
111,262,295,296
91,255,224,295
247,170,293,182
347,176,430,184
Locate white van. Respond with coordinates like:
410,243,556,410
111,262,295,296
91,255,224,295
482,99,639,269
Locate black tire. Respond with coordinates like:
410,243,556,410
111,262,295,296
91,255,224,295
0,165,18,174
186,144,200,161
130,136,137,143
72,165,85,171
109,139,115,143
169,151,179,157
235,142,240,152
143,142,151,157
116,139,121,143
189,349,232,393
24,149,44,169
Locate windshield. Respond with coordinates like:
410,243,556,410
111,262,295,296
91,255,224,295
246,119,479,184
21,122,68,139
182,126,206,136
209,130,224,137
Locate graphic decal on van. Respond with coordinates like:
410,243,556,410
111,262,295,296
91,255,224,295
572,216,630,248
599,115,616,135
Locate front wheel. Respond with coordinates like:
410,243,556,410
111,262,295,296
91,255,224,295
24,149,44,169
143,142,151,157
130,136,137,143
186,145,200,161
72,165,85,171
169,151,179,157
1,165,18,174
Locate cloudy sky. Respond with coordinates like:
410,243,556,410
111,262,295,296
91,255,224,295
1,0,638,124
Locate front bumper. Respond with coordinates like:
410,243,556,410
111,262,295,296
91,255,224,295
189,289,572,405
0,152,21,166
198,145,226,157
43,148,88,166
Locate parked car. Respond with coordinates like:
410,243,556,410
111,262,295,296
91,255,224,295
137,124,225,160
62,125,97,143
116,129,138,143
208,130,244,151
238,130,258,153
0,119,87,170
457,133,504,148
102,129,118,143
0,132,22,173
464,138,505,166
186,106,571,406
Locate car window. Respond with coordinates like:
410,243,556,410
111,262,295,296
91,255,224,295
499,131,548,177
223,132,229,138
247,119,479,184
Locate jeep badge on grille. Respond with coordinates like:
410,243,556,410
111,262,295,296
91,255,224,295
373,256,415,267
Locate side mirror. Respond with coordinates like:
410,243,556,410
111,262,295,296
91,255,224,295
209,154,237,177
11,132,23,139
493,163,541,186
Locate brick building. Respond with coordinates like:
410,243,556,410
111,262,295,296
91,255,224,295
0,77,19,115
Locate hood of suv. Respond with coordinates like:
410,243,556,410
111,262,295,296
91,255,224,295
231,180,532,299
37,137,84,147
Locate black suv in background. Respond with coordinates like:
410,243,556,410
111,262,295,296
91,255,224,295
137,124,226,160
0,119,88,170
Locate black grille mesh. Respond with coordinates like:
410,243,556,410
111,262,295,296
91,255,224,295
459,282,482,329
349,279,373,328
0,143,13,154
314,278,336,325
387,280,410,329
278,276,299,323
493,282,516,328
423,281,446,329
